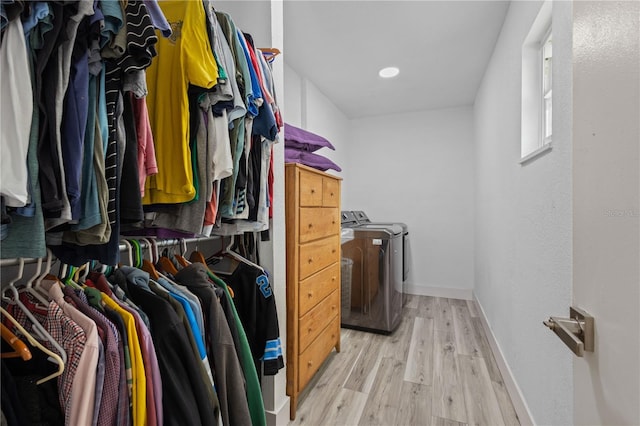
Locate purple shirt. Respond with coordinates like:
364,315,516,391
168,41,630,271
63,287,122,426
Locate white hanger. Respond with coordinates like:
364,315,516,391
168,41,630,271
79,261,90,283
120,239,134,267
21,256,50,307
33,249,57,301
225,234,264,272
139,238,155,263
149,238,160,265
0,306,64,384
33,249,53,293
2,258,68,365
180,238,188,257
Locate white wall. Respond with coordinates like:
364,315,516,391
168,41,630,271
283,63,303,127
474,1,573,425
283,63,351,203
348,107,475,295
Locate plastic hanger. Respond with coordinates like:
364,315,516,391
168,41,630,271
72,263,90,284
79,261,91,284
20,255,50,307
168,239,188,268
1,259,68,365
0,307,64,384
224,235,264,272
180,239,188,258
33,248,54,298
131,239,144,268
1,322,32,360
150,239,160,264
173,240,189,267
120,239,134,267
62,265,83,291
189,244,236,298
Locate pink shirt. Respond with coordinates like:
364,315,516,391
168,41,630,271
45,282,100,426
132,94,158,196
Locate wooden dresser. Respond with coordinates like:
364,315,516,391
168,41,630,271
285,163,341,420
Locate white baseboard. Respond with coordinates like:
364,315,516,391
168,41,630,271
404,284,473,300
474,294,536,426
265,395,290,426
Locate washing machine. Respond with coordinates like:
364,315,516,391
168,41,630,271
351,211,410,305
340,211,403,334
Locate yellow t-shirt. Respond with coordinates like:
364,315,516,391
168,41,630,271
102,294,147,426
144,1,219,204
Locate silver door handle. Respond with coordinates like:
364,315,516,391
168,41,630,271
543,306,594,357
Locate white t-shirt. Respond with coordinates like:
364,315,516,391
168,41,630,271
0,18,33,207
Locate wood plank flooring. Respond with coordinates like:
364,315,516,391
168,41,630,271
289,295,520,426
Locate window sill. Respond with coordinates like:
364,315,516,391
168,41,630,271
520,141,552,165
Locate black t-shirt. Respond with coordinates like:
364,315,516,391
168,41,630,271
219,262,284,376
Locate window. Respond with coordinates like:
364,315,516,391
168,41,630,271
542,29,553,144
521,1,552,163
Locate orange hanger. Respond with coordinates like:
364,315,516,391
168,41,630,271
142,260,160,281
139,238,160,280
1,323,32,361
258,47,281,63
189,251,207,265
174,255,189,268
1,307,64,384
157,256,179,277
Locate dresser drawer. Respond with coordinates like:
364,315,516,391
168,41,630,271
299,262,339,316
298,236,340,280
298,316,340,390
299,289,339,353
299,171,323,206
299,207,340,243
322,177,340,207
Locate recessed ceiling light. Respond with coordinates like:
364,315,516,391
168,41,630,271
379,66,400,78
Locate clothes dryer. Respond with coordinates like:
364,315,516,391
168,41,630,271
340,212,403,333
351,211,410,305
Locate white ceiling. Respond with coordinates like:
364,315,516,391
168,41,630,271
284,1,510,119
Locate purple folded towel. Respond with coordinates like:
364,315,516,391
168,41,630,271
284,123,335,152
285,147,342,172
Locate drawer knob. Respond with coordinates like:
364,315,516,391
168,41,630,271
330,192,334,197
308,361,313,367
311,189,316,194
308,223,313,228
308,292,313,298
332,276,336,281
308,258,313,264
308,327,312,333
332,219,336,224
332,249,336,253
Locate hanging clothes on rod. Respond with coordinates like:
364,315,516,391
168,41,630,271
1,0,283,266
1,234,285,426
1,0,285,423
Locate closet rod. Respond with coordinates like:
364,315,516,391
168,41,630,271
0,236,221,268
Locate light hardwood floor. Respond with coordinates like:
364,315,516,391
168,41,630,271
289,295,520,426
